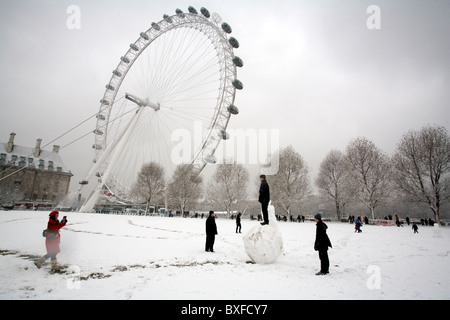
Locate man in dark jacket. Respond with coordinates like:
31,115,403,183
205,211,218,252
314,213,332,275
258,175,270,225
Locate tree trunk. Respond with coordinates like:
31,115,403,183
335,201,341,221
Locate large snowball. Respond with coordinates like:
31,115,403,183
242,204,283,264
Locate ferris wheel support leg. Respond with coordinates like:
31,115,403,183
79,108,144,212
79,188,101,213
100,107,143,191
80,107,141,186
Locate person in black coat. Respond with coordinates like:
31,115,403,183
205,211,218,252
236,212,242,233
258,175,270,225
314,213,332,275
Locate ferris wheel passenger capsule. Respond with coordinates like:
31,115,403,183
205,154,217,164
93,129,103,135
221,22,232,34
232,79,243,90
229,37,239,48
217,130,230,140
163,14,173,23
190,174,202,183
227,104,239,115
140,32,149,40
188,6,198,14
200,7,210,18
232,56,243,67
92,144,103,150
176,9,185,18
151,22,160,31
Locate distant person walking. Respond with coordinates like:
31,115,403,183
412,222,419,234
355,216,363,233
205,211,218,252
258,175,270,225
236,212,242,233
314,213,332,275
395,215,403,227
34,211,67,271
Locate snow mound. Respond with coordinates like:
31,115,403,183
243,203,283,264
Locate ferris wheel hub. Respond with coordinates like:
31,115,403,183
125,92,160,111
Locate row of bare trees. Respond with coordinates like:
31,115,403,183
316,125,450,224
131,125,449,224
132,160,250,217
131,163,202,215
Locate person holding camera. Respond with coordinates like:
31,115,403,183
35,211,67,271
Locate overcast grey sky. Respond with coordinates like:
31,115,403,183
0,0,449,193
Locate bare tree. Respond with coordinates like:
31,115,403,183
0,185,23,209
270,145,311,215
166,164,203,215
345,137,393,219
315,150,351,221
207,162,249,217
132,162,165,214
393,125,450,224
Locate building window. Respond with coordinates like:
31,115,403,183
19,156,26,166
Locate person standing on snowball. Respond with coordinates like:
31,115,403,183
314,213,332,275
258,174,270,225
205,211,218,252
34,211,67,271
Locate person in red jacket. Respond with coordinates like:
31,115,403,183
34,211,67,271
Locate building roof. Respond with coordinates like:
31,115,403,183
0,142,71,174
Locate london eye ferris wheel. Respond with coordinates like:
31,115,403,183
79,6,243,212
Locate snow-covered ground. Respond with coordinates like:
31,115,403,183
1,210,449,300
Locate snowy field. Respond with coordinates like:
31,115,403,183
0,210,449,300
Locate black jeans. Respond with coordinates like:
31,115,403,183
261,202,269,224
318,249,329,273
205,234,215,252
